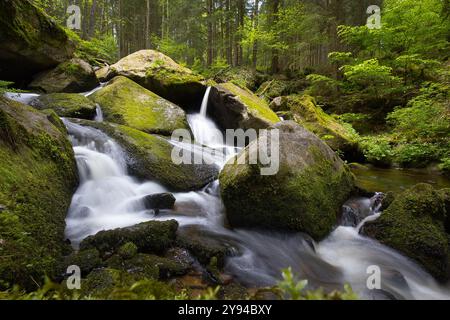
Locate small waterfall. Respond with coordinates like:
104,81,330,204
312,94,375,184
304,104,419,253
200,86,212,117
3,92,40,105
94,104,104,122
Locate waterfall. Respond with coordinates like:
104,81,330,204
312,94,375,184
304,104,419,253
200,86,212,117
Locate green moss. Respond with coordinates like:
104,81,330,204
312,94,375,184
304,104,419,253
90,76,189,136
275,95,361,160
107,253,190,280
364,183,449,281
118,242,138,260
63,249,103,276
220,82,280,124
0,97,78,290
31,93,97,119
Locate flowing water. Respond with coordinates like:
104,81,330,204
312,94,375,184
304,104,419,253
4,88,450,300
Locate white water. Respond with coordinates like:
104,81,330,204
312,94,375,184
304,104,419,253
63,89,450,300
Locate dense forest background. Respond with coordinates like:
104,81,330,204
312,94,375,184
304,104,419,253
34,0,385,72
27,0,450,172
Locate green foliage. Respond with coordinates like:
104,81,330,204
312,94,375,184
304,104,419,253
306,74,340,98
65,29,118,66
360,135,394,166
271,268,358,300
341,59,402,97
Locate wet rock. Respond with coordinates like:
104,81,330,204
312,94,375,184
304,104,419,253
30,93,97,119
363,184,449,282
143,193,176,215
176,226,237,268
80,220,179,257
29,58,99,93
209,82,280,131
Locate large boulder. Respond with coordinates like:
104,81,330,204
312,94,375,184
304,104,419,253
30,93,97,119
98,50,206,107
363,184,450,282
0,0,74,83
0,97,78,290
80,220,178,257
29,58,99,93
220,121,355,240
90,76,189,135
209,82,280,130
70,120,219,191
270,95,362,161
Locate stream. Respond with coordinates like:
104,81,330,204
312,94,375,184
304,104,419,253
5,90,450,300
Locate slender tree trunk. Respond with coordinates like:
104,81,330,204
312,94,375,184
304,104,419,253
252,0,259,69
270,0,280,74
207,0,214,66
88,0,97,39
145,0,151,48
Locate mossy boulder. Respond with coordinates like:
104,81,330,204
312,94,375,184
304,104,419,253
63,248,103,277
100,50,206,107
176,225,236,268
107,253,190,280
79,220,179,257
70,119,219,191
363,184,450,282
220,121,356,240
270,95,362,161
30,93,97,119
209,82,280,130
0,97,78,290
0,0,74,83
29,58,99,93
90,76,189,135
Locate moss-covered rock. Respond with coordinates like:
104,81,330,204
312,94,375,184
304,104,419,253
30,93,97,119
69,119,219,191
0,0,74,83
363,184,450,282
79,220,179,257
176,226,235,268
29,58,99,93
90,76,189,135
117,242,138,260
270,95,362,161
220,121,356,240
0,97,78,290
209,82,280,131
100,50,206,107
107,252,190,280
63,248,103,277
